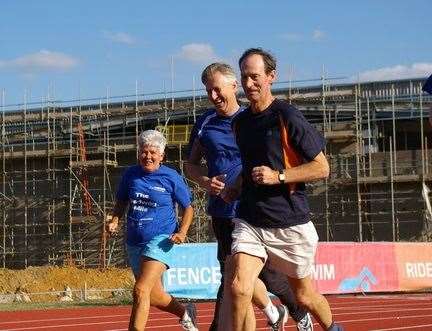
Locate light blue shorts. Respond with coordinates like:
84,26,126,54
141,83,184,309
127,234,175,278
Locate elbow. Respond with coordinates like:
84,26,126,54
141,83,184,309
316,160,330,179
321,162,330,179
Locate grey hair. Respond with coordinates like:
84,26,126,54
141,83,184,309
201,62,237,85
138,130,167,153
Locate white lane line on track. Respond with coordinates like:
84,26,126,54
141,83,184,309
0,314,130,325
0,308,216,325
371,324,432,331
333,313,432,326
0,314,216,331
331,303,432,311
333,308,432,317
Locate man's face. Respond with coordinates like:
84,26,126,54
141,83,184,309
240,54,275,104
138,144,164,172
205,71,238,116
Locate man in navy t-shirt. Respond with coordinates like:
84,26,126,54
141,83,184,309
185,63,312,331
227,48,343,331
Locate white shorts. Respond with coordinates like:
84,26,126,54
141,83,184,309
231,218,318,279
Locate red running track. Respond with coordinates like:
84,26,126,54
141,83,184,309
0,294,431,331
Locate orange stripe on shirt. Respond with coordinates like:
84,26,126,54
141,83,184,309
279,114,303,193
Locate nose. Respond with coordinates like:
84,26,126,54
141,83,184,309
243,77,254,89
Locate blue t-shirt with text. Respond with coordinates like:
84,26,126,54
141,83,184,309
116,165,191,246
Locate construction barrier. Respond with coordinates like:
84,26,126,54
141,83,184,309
162,242,432,299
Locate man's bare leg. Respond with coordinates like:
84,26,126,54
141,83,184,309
289,276,333,329
229,253,264,331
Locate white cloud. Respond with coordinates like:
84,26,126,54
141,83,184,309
356,63,432,82
0,50,79,73
312,29,325,41
103,31,136,45
176,43,219,63
279,33,303,42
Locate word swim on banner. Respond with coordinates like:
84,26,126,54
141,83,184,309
162,242,432,299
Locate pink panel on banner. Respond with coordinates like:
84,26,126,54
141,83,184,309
313,242,398,294
393,243,432,291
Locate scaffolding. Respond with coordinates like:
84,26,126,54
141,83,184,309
0,77,431,269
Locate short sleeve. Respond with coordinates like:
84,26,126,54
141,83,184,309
283,105,326,162
171,172,192,209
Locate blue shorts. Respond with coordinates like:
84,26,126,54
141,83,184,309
127,234,175,278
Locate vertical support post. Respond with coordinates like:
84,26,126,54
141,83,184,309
1,89,5,268
420,86,425,176
135,80,139,160
192,76,196,123
389,137,396,241
391,84,397,174
171,56,174,110
367,97,372,176
355,86,363,242
23,90,28,267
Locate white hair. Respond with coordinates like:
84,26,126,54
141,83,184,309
138,130,166,153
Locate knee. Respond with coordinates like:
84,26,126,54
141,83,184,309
133,283,151,302
295,290,315,309
230,277,254,300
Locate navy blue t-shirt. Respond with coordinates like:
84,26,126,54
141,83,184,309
116,165,192,246
233,99,326,228
187,108,243,218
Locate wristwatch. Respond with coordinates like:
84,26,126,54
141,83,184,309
278,170,285,183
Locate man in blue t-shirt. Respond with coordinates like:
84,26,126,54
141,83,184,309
106,130,198,331
185,63,312,331
227,48,343,331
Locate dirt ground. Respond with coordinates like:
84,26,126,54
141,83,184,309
0,266,135,297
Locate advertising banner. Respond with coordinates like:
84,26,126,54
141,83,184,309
162,242,432,299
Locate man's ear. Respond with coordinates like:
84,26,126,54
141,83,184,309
268,70,276,84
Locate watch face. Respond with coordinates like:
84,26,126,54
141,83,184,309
279,172,285,182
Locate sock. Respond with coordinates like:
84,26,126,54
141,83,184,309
263,302,279,324
327,321,343,331
182,309,191,321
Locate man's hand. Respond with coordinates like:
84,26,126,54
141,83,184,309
170,232,186,244
220,186,240,203
204,174,227,195
106,215,119,236
251,166,279,185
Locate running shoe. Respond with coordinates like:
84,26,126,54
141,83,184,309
268,304,288,331
180,302,199,331
296,312,313,331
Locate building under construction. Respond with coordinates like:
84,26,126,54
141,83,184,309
1,77,431,269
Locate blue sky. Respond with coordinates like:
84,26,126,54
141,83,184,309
1,0,431,108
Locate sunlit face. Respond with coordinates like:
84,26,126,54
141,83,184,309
205,71,238,116
138,144,164,172
240,54,275,105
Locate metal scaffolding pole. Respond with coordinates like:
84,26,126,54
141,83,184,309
24,90,28,267
355,85,363,242
135,80,139,159
1,89,5,268
389,137,396,241
391,84,397,173
367,97,372,176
